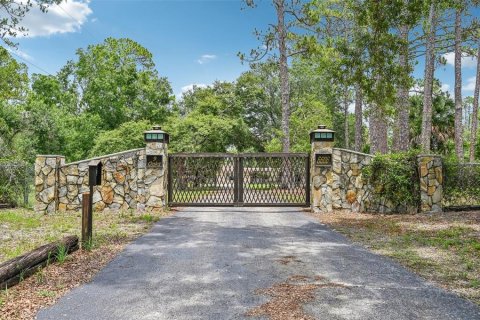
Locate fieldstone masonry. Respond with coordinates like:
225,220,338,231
310,128,443,214
144,140,168,211
35,155,65,213
310,138,334,212
417,154,443,213
35,125,443,214
35,127,168,214
331,148,373,212
311,146,377,214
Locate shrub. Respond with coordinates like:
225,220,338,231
362,151,420,212
89,120,152,157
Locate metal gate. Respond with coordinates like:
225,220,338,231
168,153,310,206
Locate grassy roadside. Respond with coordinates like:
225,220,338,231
0,208,172,320
311,210,480,306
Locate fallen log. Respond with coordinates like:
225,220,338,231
0,235,79,289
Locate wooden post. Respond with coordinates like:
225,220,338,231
82,192,92,244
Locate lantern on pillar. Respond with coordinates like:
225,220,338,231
310,125,335,143
144,125,169,144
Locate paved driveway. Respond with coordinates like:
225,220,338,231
37,207,480,320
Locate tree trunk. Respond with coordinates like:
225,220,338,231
469,43,480,162
420,2,437,152
454,7,464,161
0,236,78,289
354,84,363,152
369,105,388,154
393,22,410,151
344,86,350,149
275,0,291,153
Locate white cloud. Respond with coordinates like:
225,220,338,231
197,54,217,64
463,77,477,92
409,83,423,96
181,83,208,93
441,83,450,92
443,52,477,69
6,47,33,61
176,83,209,100
18,0,92,37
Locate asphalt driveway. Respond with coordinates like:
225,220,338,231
37,207,480,319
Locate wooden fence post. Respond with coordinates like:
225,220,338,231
82,192,92,245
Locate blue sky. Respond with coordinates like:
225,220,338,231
5,0,479,99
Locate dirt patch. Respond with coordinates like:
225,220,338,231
276,255,303,265
246,275,347,320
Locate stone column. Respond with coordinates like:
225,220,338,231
417,154,443,213
310,126,335,213
144,126,169,211
35,155,65,214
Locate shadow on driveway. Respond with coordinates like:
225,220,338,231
37,207,480,320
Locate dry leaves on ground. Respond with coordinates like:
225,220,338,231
246,275,347,320
0,209,174,320
311,210,480,306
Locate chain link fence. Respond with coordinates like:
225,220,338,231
0,162,35,208
443,162,480,210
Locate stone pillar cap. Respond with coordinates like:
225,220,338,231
311,125,335,133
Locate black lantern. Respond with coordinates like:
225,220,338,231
144,125,169,144
310,125,335,143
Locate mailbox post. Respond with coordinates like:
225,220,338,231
82,160,102,245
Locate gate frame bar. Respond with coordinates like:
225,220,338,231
167,153,310,207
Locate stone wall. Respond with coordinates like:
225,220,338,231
310,139,334,212
35,155,65,213
418,154,443,213
59,149,144,212
35,126,443,215
312,148,415,214
331,148,373,213
35,147,167,214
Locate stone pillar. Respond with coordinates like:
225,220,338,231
143,126,169,211
417,155,443,213
35,155,65,214
310,125,335,213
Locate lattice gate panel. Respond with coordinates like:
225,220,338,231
168,153,309,206
241,154,309,206
168,154,236,206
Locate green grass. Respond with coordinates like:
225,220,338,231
0,210,41,229
0,208,167,263
245,183,276,190
37,290,56,298
55,244,68,264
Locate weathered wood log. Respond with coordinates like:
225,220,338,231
0,235,78,289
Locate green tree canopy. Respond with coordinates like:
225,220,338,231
58,37,174,130
89,120,152,157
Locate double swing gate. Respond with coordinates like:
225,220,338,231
168,153,310,206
